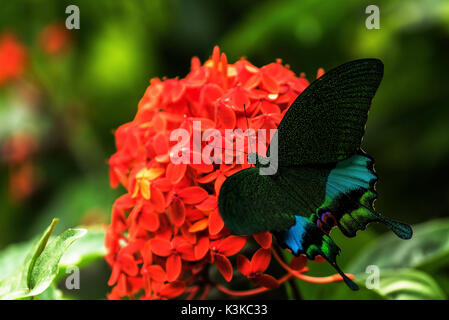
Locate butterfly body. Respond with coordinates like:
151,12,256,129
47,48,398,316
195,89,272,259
217,59,413,290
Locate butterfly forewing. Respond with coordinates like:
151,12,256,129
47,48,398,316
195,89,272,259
268,59,384,166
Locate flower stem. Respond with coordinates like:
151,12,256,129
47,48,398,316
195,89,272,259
215,274,292,297
271,248,352,284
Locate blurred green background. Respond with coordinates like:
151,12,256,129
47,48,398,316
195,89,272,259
0,0,449,299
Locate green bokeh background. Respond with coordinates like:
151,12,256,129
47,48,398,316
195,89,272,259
0,0,448,299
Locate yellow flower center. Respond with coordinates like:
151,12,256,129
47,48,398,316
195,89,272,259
132,167,164,200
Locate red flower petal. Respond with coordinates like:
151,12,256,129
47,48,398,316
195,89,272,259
197,170,220,184
215,254,233,282
145,265,166,282
180,224,197,245
190,162,214,174
108,263,121,286
261,71,279,94
177,186,208,204
185,207,205,221
196,195,217,212
232,87,251,113
290,255,308,271
252,274,279,289
166,163,187,185
251,248,271,273
116,273,129,297
188,218,209,233
118,254,139,277
214,174,227,195
139,211,160,232
166,254,182,281
217,235,246,256
185,67,207,88
216,103,236,129
150,238,172,257
152,177,173,192
168,197,186,227
260,100,280,114
160,281,186,299
176,242,196,262
208,208,224,235
194,237,210,260
170,80,186,102
211,45,220,68
316,68,325,79
152,132,169,156
150,185,165,213
243,73,261,90
201,83,224,105
253,232,272,249
314,255,326,263
236,254,251,277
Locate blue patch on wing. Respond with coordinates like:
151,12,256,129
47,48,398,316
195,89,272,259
326,154,377,197
281,215,308,255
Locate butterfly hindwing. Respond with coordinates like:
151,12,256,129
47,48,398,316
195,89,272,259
318,152,412,239
218,165,331,235
218,167,295,235
275,214,359,290
268,59,384,166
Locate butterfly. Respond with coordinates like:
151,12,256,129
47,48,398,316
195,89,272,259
217,59,413,290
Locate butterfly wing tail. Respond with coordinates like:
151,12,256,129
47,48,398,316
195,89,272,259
322,152,412,239
373,213,413,239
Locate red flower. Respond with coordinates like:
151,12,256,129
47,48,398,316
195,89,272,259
237,248,279,289
0,32,26,86
106,46,351,299
210,235,247,282
38,22,71,55
150,236,195,281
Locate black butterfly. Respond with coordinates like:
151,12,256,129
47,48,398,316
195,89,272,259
218,59,412,290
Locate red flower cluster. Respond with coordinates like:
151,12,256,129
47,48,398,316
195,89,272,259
106,46,349,299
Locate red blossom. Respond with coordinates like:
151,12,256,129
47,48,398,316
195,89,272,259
106,46,349,299
38,22,71,55
0,32,26,86
237,248,279,289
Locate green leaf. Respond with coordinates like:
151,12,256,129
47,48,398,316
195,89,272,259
0,242,33,281
36,284,65,300
28,228,87,296
0,218,59,300
0,219,86,300
377,270,446,300
59,228,106,272
332,269,446,300
348,218,449,274
0,228,106,282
